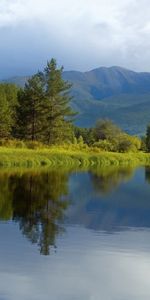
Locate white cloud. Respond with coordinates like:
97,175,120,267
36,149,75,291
0,0,150,75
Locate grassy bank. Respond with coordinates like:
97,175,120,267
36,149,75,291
0,146,150,168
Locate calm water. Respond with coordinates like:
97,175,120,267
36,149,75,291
0,166,150,299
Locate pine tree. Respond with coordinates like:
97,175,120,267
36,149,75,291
16,59,76,143
42,58,76,144
16,74,46,141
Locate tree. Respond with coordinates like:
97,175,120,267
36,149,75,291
16,59,76,143
42,58,76,144
16,74,46,141
74,126,95,145
94,119,122,142
93,119,141,152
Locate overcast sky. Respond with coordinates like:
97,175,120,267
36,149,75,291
1,0,150,78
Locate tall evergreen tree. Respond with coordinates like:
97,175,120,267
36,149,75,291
16,74,46,141
42,58,76,144
16,59,75,143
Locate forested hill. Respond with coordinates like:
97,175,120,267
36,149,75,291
3,66,150,135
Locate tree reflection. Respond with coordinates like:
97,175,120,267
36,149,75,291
90,166,134,195
0,172,14,220
0,170,70,255
145,167,150,184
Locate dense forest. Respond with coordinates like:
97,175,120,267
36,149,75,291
0,58,150,153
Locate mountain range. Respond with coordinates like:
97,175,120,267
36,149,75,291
3,66,150,135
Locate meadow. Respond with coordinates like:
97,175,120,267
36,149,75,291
0,144,150,168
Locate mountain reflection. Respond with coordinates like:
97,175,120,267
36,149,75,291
0,170,70,255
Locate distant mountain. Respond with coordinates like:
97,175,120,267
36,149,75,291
3,76,30,88
3,66,150,135
63,66,150,100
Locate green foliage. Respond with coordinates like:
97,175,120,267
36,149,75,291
42,59,76,144
78,135,84,145
141,136,147,151
0,139,25,148
0,83,18,138
93,119,141,153
0,96,12,138
16,59,76,144
117,136,133,153
94,119,122,141
16,74,46,141
74,126,95,145
93,140,114,151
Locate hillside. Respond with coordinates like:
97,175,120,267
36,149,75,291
3,66,150,135
63,66,150,100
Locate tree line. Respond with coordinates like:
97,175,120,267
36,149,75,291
0,58,150,152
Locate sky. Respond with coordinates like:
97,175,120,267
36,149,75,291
1,0,150,78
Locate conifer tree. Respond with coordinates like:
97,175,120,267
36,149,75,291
16,59,76,143
42,58,76,144
16,74,46,141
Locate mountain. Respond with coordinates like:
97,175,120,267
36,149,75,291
3,66,150,135
63,66,150,100
3,76,29,88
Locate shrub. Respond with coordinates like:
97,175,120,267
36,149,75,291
117,138,133,153
0,139,26,148
117,134,141,153
93,140,114,151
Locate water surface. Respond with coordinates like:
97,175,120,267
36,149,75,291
0,166,150,299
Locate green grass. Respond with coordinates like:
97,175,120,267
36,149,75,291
0,146,150,168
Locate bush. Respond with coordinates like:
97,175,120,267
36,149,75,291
117,138,133,153
117,134,141,153
93,140,114,151
0,139,26,148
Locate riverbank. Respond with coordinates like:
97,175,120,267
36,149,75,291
0,147,150,168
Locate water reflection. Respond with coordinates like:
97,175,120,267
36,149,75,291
145,166,150,183
68,166,150,231
0,166,150,255
90,166,134,194
1,167,150,300
0,171,70,255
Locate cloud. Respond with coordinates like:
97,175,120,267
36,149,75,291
0,0,150,77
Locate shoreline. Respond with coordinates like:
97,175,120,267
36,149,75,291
0,147,150,168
